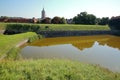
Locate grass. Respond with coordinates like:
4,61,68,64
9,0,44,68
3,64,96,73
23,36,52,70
0,32,39,58
0,22,110,31
0,59,120,80
0,22,7,30
39,24,110,31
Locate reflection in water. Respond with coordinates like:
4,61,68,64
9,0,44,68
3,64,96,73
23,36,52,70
21,44,80,59
28,35,120,50
21,35,120,72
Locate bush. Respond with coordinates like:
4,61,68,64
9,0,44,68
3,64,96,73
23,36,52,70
109,16,120,30
4,24,41,34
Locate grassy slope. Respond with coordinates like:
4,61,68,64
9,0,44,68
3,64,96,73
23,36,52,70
0,32,38,57
0,59,120,80
0,22,110,31
39,24,110,31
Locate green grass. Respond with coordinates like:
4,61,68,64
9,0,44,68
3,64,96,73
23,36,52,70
0,22,110,31
0,59,119,80
0,32,39,57
0,22,7,30
39,24,110,31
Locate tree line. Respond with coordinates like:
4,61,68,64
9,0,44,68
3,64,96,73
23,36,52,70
41,12,109,25
0,11,116,25
73,11,109,25
41,17,67,24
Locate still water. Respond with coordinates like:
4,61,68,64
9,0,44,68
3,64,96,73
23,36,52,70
21,35,120,72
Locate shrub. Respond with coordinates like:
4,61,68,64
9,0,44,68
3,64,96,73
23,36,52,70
109,16,120,30
4,24,41,34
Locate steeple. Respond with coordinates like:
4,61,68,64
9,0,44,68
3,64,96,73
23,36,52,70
41,8,46,19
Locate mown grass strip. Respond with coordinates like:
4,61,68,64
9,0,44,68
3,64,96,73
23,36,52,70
0,22,110,31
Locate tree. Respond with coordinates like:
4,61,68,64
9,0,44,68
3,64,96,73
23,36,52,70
51,16,61,24
41,17,51,24
98,17,109,25
87,14,96,24
95,18,101,25
109,16,120,30
60,17,67,24
73,11,96,25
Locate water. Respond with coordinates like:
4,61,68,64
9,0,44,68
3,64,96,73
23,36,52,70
21,35,120,72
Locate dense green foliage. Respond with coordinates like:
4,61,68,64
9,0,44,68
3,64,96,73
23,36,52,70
41,17,51,24
73,12,96,25
4,24,40,34
51,16,67,24
109,16,120,30
0,32,39,58
97,17,109,25
0,59,119,80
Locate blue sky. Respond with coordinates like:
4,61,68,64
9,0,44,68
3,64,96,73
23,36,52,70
0,0,120,18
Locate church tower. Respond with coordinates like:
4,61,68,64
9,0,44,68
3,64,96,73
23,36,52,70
41,8,46,19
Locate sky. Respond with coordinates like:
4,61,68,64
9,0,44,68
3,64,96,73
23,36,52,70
0,0,120,19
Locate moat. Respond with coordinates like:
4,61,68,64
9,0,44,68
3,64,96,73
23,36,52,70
21,35,120,72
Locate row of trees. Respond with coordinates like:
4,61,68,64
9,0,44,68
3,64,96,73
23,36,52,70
0,16,36,23
41,17,67,24
0,16,67,24
73,11,109,25
41,11,110,25
0,12,115,25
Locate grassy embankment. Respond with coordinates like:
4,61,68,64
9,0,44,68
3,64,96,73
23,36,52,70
0,59,120,80
0,32,39,59
0,22,110,31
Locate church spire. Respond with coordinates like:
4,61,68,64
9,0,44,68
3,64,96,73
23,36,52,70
41,8,46,19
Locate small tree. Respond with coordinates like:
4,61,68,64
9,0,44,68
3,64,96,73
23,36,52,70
60,17,67,24
98,17,109,25
73,11,96,25
109,16,120,30
51,16,61,24
41,17,51,24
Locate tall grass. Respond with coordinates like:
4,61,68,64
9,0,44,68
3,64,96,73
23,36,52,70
0,59,119,80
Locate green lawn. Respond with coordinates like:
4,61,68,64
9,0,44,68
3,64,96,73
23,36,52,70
0,22,110,31
0,32,39,57
39,24,110,31
0,59,120,80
